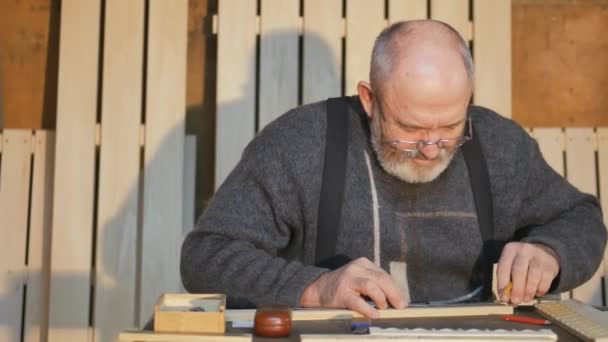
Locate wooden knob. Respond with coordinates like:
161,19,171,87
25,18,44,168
254,304,292,337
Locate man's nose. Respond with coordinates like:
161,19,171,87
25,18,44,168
420,143,441,160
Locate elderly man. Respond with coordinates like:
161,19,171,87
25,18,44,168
181,20,606,318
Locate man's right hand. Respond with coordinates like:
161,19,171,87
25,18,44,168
299,257,406,318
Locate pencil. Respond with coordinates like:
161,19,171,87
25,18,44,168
502,315,551,326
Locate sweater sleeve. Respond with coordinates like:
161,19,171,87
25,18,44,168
514,135,606,293
180,111,328,307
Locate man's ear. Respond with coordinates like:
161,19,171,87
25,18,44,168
357,81,374,119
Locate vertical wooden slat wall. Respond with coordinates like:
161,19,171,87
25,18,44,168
49,1,100,341
214,0,257,188
24,131,55,342
258,0,300,128
302,0,342,104
140,0,189,326
430,0,470,41
0,130,33,342
94,0,144,340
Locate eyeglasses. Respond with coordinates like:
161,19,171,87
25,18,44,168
383,116,473,158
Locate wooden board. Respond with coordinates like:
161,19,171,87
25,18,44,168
183,135,197,237
141,0,188,327
0,0,60,129
472,0,511,118
119,331,251,342
388,0,428,23
532,128,570,300
258,0,299,129
566,128,603,306
598,127,608,305
302,0,343,103
48,1,100,340
94,0,144,340
430,0,470,41
225,304,513,322
215,0,257,188
23,131,55,342
533,128,565,177
0,130,33,342
512,0,608,127
345,0,386,95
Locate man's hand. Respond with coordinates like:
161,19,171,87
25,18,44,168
299,257,406,318
497,242,560,304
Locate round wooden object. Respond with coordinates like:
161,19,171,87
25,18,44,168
254,304,292,337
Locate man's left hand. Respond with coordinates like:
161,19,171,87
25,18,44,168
497,242,560,304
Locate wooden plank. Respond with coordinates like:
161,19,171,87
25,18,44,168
225,304,513,322
566,128,602,306
430,0,470,41
531,128,570,300
183,135,197,236
141,0,188,327
302,0,342,103
512,1,608,127
48,1,100,340
0,130,33,342
533,128,565,177
258,0,299,129
23,131,55,342
598,127,608,306
119,331,251,342
345,0,386,95
94,0,144,340
388,0,428,23
215,0,257,188
473,0,511,118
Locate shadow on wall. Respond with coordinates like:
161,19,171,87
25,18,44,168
0,26,340,342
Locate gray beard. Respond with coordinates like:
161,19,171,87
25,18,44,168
369,114,456,184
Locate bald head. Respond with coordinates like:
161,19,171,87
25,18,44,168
369,20,474,98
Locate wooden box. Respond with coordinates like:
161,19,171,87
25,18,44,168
154,293,226,334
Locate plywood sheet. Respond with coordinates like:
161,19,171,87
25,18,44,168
512,0,608,127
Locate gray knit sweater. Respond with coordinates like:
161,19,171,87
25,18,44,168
181,96,606,307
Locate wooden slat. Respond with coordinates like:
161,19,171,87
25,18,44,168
0,130,33,342
533,128,570,300
48,1,100,340
345,0,386,95
533,128,565,177
566,128,602,306
302,0,342,103
94,0,144,340
23,131,55,342
473,0,511,118
183,135,197,237
430,0,470,41
388,0,428,23
141,0,188,327
258,0,299,129
215,0,257,188
598,127,608,305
